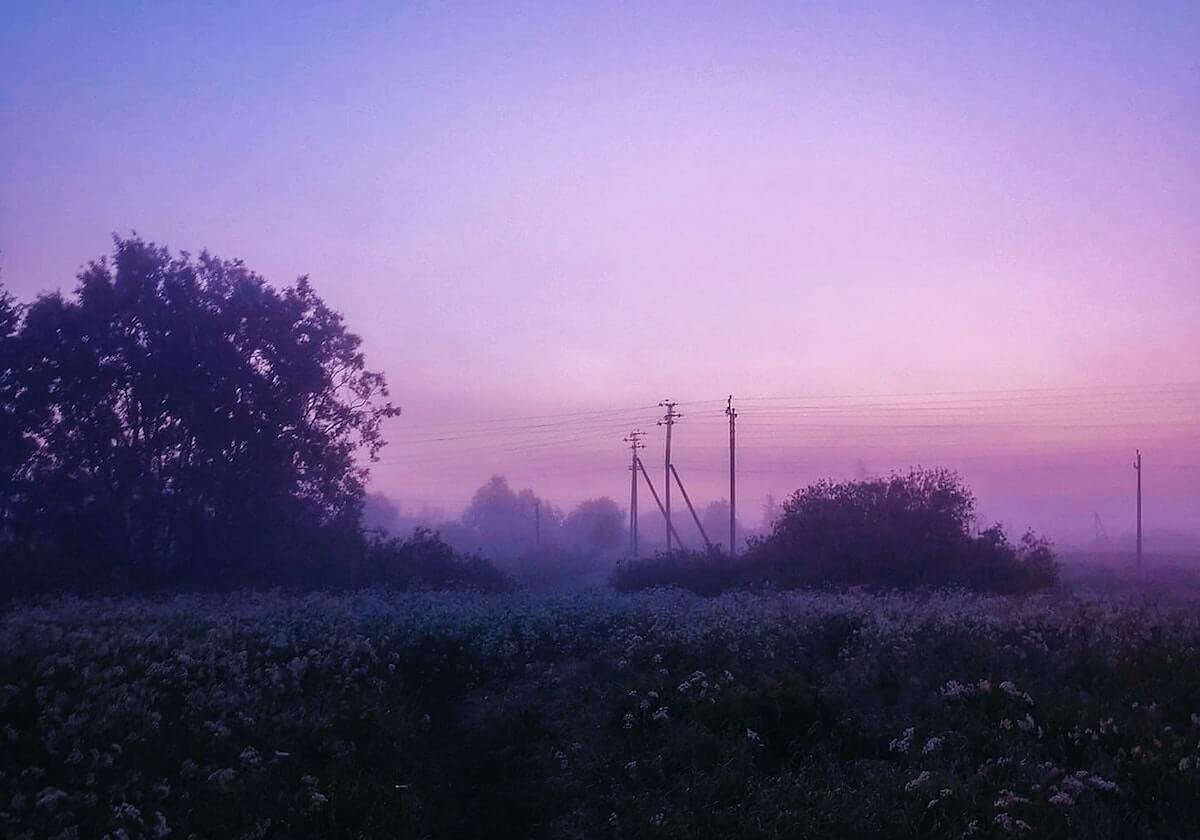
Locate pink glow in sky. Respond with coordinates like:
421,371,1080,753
2,3,1197,543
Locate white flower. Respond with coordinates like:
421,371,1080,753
904,770,932,792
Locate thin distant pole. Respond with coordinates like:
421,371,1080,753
658,401,680,552
624,430,645,556
1134,449,1142,568
535,500,542,547
726,395,737,556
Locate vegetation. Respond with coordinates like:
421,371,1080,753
3,587,1197,839
0,240,524,597
614,469,1058,595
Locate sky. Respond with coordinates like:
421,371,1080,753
2,2,1198,545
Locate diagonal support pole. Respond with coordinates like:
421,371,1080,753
637,457,686,550
671,463,712,549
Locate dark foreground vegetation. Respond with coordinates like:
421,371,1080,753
3,587,1198,840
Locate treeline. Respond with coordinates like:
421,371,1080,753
3,238,1057,598
613,468,1058,595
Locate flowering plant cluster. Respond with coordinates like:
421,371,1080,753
1,587,1198,838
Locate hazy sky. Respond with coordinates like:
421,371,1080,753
3,2,1197,543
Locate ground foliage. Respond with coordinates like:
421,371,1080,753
2,588,1198,839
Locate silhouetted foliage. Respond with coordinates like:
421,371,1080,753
454,475,563,558
612,547,748,596
613,469,1058,595
751,468,1058,592
362,527,515,592
1,237,403,593
563,496,626,557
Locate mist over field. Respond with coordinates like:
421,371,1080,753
3,2,1199,838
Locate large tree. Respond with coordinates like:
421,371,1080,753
5,236,399,589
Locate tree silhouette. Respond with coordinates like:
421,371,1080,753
4,237,399,590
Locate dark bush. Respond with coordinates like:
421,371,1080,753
611,547,751,596
613,468,1058,595
363,527,515,593
751,468,1057,593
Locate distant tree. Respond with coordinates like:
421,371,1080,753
5,236,399,591
362,492,401,535
459,475,562,558
563,497,626,557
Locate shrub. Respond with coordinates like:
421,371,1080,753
613,469,1058,595
363,527,515,592
611,548,750,596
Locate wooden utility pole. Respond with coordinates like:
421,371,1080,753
535,500,542,547
726,395,737,556
1134,449,1142,568
624,430,645,556
658,401,680,552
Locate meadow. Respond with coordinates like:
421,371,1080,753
3,586,1199,839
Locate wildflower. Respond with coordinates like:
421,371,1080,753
746,728,761,745
923,736,944,754
652,707,670,723
35,787,68,812
1049,791,1075,807
994,790,1029,809
1179,757,1193,772
904,770,932,792
941,680,974,699
890,727,915,753
207,768,236,786
622,713,635,730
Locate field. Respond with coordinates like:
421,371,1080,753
3,586,1200,839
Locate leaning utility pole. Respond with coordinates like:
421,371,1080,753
726,395,737,556
658,401,680,552
624,430,645,556
1134,449,1142,568
671,463,711,549
637,456,686,549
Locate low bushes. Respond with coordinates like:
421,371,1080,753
613,469,1059,595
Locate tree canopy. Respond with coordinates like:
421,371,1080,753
2,237,399,591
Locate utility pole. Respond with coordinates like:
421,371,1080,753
624,430,645,556
658,401,680,552
1134,449,1142,568
726,395,737,556
535,500,542,548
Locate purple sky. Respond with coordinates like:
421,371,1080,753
2,2,1198,544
